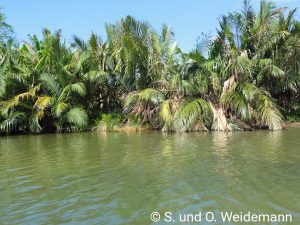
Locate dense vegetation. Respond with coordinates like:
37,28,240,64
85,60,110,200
0,0,300,134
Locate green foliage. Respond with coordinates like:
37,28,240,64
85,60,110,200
101,113,122,127
159,100,176,131
221,82,283,130
94,113,124,131
138,88,165,105
65,107,88,129
174,99,213,131
0,111,27,133
1,0,300,134
159,99,213,132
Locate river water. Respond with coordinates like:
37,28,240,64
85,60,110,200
0,129,299,224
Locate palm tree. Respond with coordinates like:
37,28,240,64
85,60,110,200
124,88,165,128
221,82,282,130
106,16,177,91
1,0,300,134
0,30,88,134
30,73,87,132
159,98,213,132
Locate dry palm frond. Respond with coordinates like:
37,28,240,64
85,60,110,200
210,103,230,131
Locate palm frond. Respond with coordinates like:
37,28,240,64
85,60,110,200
65,107,88,128
84,70,108,81
159,99,177,131
29,111,43,133
174,99,213,131
138,88,165,105
41,73,61,97
221,84,249,120
124,91,140,109
72,35,87,51
59,82,86,101
0,111,27,133
53,102,69,117
256,95,283,130
34,96,53,111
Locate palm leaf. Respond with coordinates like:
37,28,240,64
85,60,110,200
59,82,86,101
65,107,88,128
138,88,165,105
256,95,283,130
221,85,249,120
53,102,69,117
174,99,213,131
0,111,27,133
29,111,43,133
124,91,140,108
159,99,175,131
41,73,61,97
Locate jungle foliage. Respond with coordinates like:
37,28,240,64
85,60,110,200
1,0,300,134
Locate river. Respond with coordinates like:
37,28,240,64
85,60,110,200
0,129,299,224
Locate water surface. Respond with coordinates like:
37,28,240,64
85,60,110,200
0,130,299,224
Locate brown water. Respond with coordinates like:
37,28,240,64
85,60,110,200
0,129,299,224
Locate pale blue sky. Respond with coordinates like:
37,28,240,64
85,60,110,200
1,0,299,51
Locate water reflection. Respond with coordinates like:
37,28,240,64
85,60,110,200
211,132,238,182
0,130,299,224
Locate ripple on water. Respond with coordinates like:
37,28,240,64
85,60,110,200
0,130,299,224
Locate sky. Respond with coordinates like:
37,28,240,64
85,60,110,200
1,0,299,51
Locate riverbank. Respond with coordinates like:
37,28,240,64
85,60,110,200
95,121,300,133
1,121,300,137
282,122,300,129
